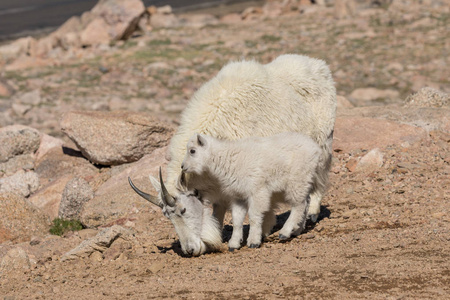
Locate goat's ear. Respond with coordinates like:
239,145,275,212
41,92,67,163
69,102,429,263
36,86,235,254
197,133,207,147
149,175,161,192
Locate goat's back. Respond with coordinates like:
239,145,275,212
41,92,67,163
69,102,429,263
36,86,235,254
166,54,336,192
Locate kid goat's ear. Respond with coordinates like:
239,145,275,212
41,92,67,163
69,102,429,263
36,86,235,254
197,133,206,147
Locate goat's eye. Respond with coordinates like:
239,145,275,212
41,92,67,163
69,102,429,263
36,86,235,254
180,208,186,215
190,149,196,154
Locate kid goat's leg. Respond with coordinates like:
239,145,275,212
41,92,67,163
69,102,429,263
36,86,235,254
247,191,271,248
228,200,247,251
279,188,311,240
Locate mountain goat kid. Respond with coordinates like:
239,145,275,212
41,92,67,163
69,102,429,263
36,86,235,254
181,132,323,249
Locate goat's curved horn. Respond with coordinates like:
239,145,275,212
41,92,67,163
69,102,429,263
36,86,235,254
159,167,176,207
128,177,163,208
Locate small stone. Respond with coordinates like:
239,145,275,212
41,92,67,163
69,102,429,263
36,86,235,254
89,251,103,263
17,89,44,106
148,262,165,274
336,95,354,109
0,80,14,97
346,158,359,172
304,233,315,239
11,103,32,115
356,148,384,171
77,229,98,240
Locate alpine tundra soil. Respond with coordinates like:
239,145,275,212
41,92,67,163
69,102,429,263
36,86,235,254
2,135,449,299
1,0,449,299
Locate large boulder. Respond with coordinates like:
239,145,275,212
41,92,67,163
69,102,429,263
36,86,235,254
60,111,173,165
88,0,145,41
337,105,450,134
35,133,65,162
334,0,357,18
0,193,50,243
80,18,111,47
0,170,39,197
80,146,168,228
50,16,84,50
333,117,427,153
0,247,31,276
59,177,94,220
61,225,134,261
0,125,41,163
29,175,73,220
0,36,35,61
0,154,35,177
34,145,99,187
405,87,449,108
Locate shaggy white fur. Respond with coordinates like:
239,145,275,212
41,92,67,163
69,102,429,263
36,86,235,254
182,132,323,249
167,54,336,221
139,54,336,256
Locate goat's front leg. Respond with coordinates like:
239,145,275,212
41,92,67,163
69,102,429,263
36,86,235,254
247,191,270,248
228,200,247,251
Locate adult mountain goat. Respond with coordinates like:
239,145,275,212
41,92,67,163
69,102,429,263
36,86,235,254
129,54,336,256
182,132,323,250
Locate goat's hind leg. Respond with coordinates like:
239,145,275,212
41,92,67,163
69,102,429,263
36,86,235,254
213,202,227,228
279,190,310,240
309,143,331,222
262,210,276,238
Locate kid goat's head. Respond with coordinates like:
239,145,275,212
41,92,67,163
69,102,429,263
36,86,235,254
181,133,210,175
128,168,220,256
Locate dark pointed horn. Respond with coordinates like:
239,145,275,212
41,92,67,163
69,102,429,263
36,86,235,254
128,177,163,208
159,167,176,207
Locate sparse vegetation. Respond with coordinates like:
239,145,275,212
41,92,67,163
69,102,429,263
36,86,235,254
147,38,172,46
261,34,281,42
49,218,83,236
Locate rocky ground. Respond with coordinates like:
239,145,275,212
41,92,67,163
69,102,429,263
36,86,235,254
0,0,449,299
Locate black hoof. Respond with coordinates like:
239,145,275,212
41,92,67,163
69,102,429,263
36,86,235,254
228,247,237,252
279,234,290,241
248,243,260,249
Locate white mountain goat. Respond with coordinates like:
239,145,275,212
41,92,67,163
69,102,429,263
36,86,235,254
129,54,336,256
181,132,323,249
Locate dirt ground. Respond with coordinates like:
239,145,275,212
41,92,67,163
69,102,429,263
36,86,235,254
1,130,448,299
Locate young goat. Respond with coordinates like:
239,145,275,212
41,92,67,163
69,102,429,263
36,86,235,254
181,132,323,249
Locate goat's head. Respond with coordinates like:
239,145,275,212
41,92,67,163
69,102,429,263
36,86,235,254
181,133,210,175
128,168,220,256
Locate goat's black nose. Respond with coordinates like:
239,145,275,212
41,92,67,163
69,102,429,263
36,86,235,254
186,248,193,255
